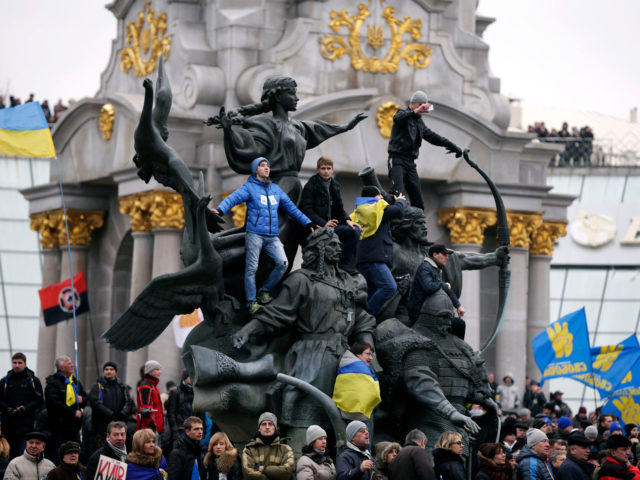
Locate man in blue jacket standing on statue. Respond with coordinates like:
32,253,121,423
213,157,313,313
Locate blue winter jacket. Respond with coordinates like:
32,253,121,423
216,175,311,236
516,445,554,480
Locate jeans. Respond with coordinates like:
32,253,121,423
245,232,288,303
357,262,397,315
334,224,360,268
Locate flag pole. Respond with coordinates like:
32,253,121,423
87,310,100,379
53,155,80,380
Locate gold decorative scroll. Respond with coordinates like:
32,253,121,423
507,211,543,248
30,210,104,248
376,101,402,138
221,191,247,227
149,191,184,230
120,0,171,77
530,220,568,256
99,104,115,141
119,191,156,232
320,3,432,74
438,207,497,245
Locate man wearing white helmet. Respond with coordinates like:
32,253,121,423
387,90,462,210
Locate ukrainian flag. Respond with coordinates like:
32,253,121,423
349,197,388,240
0,102,56,158
333,353,381,418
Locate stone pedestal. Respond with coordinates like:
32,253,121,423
125,231,154,385
147,228,184,385
36,249,62,377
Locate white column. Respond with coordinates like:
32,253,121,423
36,249,61,377
527,254,552,382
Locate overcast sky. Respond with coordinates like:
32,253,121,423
1,1,637,120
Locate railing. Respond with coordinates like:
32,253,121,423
545,137,640,168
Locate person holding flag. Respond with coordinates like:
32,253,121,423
350,186,407,316
44,356,87,464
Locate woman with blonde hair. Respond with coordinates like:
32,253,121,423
433,431,466,480
125,429,168,480
204,432,242,480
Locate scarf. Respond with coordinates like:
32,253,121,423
107,440,127,462
346,441,374,461
59,372,78,407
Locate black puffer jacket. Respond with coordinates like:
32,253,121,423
388,108,459,161
88,376,134,435
44,372,86,434
355,198,407,267
300,173,349,227
167,381,194,439
0,367,43,434
432,448,466,480
167,436,205,480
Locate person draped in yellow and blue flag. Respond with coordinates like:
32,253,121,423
350,186,407,316
333,341,381,440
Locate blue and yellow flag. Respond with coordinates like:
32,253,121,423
532,308,591,385
571,334,640,399
333,351,381,418
602,351,640,426
350,197,388,239
0,102,56,158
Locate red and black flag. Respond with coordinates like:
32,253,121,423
38,271,90,326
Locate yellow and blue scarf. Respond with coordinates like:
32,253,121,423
349,197,388,240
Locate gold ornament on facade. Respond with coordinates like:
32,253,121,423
120,0,172,77
320,3,432,74
149,191,184,230
506,211,543,248
98,104,115,141
30,210,104,248
376,101,401,138
119,191,156,232
221,191,247,227
438,207,497,245
529,220,568,256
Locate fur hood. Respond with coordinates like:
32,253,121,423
204,448,238,473
126,447,163,469
477,451,497,467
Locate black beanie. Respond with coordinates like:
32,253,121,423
59,441,81,459
361,186,381,198
103,361,118,372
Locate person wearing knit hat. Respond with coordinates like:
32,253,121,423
296,425,335,480
584,425,598,440
598,434,640,480
625,423,638,441
135,360,164,435
241,412,294,480
88,359,134,447
516,429,552,480
610,421,623,435
350,182,407,316
336,421,377,480
213,156,313,314
386,89,462,210
557,416,574,440
46,441,86,480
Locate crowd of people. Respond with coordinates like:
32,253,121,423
0,93,70,122
528,121,595,166
2,351,639,480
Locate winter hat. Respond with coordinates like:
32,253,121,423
532,419,547,430
557,416,572,429
607,434,632,449
526,428,548,447
258,412,277,429
584,425,598,439
59,441,81,458
578,406,587,415
567,432,592,447
103,361,118,372
306,425,327,445
25,431,48,442
346,420,367,441
610,421,623,434
503,372,514,382
625,423,638,436
361,186,381,198
410,90,428,104
144,360,161,375
251,157,269,175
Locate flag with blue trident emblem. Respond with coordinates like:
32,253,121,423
532,308,591,385
602,351,640,427
571,334,640,398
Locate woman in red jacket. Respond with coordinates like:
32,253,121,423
136,361,163,433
